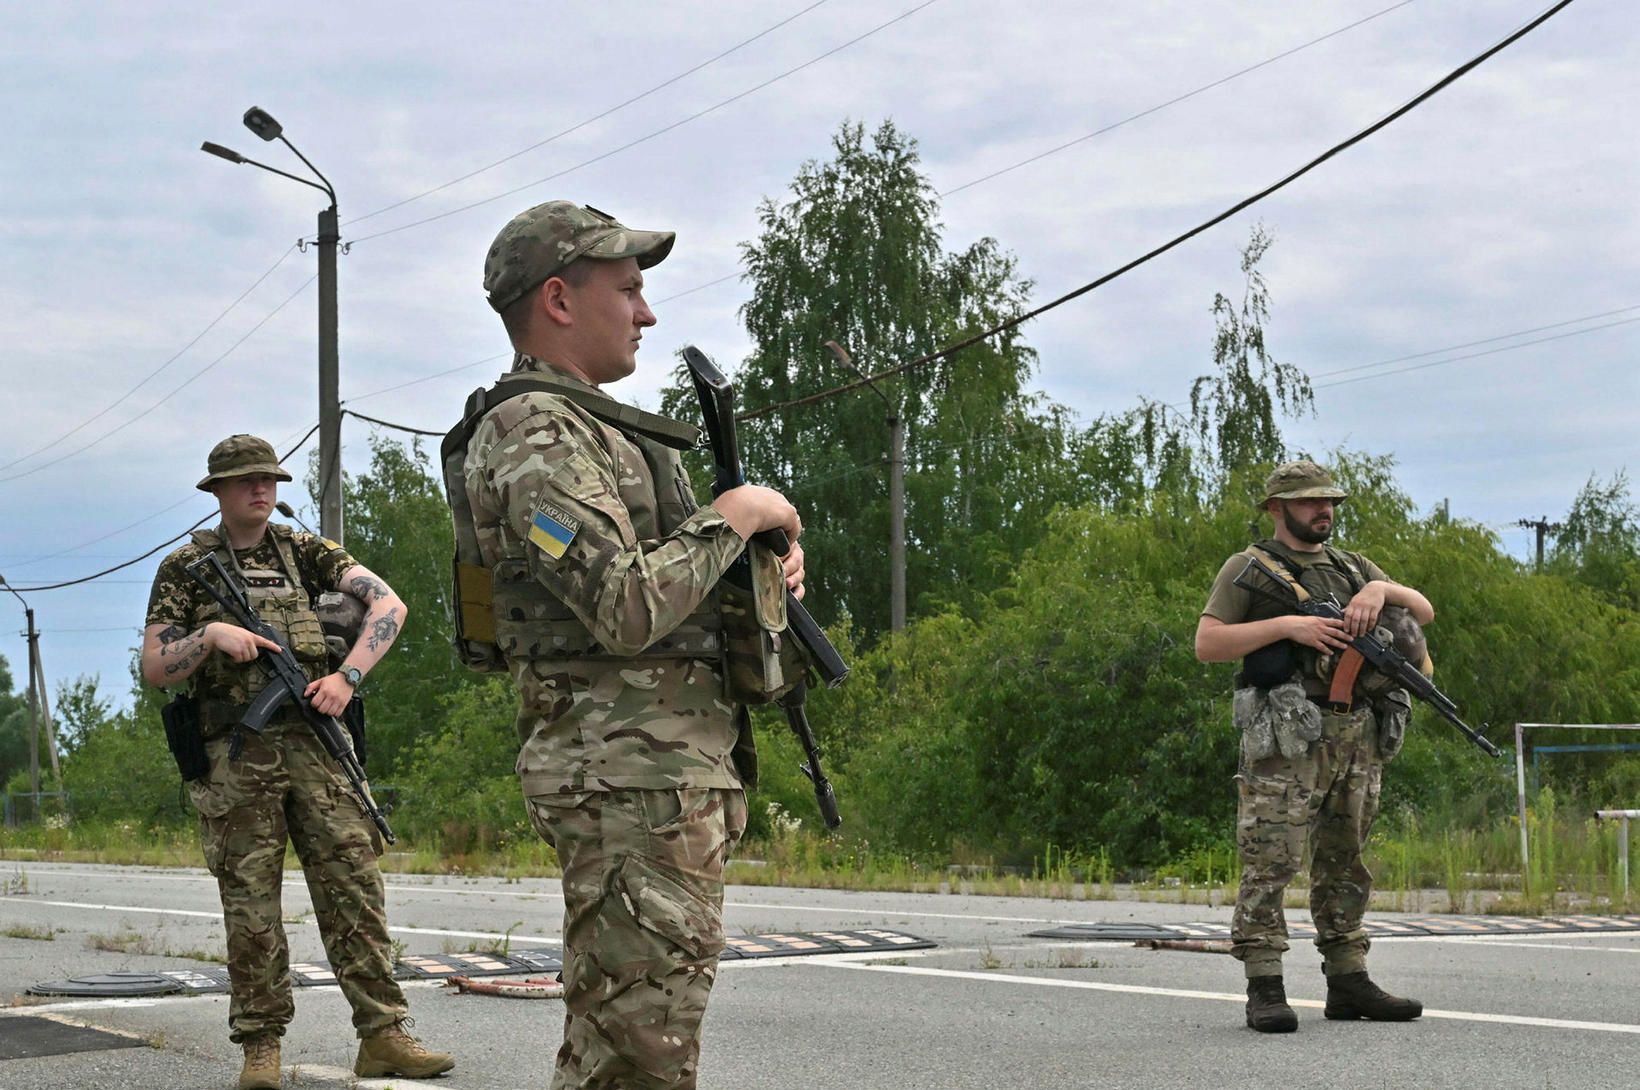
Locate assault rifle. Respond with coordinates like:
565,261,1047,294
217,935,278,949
185,552,398,842
684,345,844,829
1233,553,1501,758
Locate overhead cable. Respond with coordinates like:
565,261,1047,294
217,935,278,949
343,0,834,228
7,423,320,593
0,244,299,473
0,275,317,484
738,0,1578,422
347,0,944,245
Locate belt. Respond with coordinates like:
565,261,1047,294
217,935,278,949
1307,694,1356,715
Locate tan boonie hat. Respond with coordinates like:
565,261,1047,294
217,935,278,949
1262,459,1348,504
195,434,292,492
484,201,675,313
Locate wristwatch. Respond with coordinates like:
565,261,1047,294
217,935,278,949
339,665,363,689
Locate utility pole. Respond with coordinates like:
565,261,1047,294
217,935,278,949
824,341,906,631
1,578,45,807
202,105,345,542
1517,516,1561,571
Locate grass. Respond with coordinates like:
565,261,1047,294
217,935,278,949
2,924,55,941
5,786,1637,916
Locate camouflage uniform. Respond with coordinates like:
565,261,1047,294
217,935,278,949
147,509,408,1043
1202,504,1395,981
461,202,750,1089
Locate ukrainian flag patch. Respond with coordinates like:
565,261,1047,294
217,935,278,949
528,501,582,560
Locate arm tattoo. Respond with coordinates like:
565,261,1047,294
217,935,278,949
164,644,207,677
348,575,390,603
156,625,186,645
366,607,400,652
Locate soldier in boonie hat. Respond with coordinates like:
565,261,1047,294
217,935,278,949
195,434,293,492
484,200,675,314
1261,459,1349,505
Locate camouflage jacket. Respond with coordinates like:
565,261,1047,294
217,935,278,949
146,524,355,725
461,359,749,794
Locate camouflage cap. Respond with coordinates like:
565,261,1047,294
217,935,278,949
484,201,675,313
1262,459,1348,504
195,434,292,492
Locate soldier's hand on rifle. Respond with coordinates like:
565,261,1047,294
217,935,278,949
713,484,801,544
1342,582,1388,637
782,541,807,601
304,673,356,717
204,622,282,663
1285,614,1351,653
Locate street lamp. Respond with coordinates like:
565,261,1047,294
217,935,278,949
201,106,345,543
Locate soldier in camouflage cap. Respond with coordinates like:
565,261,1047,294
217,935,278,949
1194,458,1433,1034
453,202,806,1089
143,436,454,1088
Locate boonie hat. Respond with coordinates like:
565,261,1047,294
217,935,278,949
1262,459,1348,504
484,201,675,313
196,434,292,492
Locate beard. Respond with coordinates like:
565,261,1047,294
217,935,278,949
1282,504,1333,545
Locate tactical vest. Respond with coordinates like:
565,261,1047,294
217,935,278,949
441,361,721,670
187,523,328,727
1238,538,1368,694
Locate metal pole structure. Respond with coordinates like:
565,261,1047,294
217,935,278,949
823,340,905,631
1515,723,1530,889
31,636,58,781
23,606,40,802
1594,810,1640,899
202,106,343,541
316,204,342,542
887,412,905,632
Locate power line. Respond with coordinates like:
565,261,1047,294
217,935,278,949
739,0,1578,422
0,244,301,474
347,0,944,246
7,423,320,593
343,409,442,438
343,352,511,405
1313,314,1640,390
939,0,1419,198
342,0,834,229
0,275,317,485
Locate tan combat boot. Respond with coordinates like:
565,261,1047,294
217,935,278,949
354,1020,456,1079
238,1034,281,1090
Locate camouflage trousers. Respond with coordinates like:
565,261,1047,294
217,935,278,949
526,787,748,1090
187,725,407,1042
1232,706,1383,979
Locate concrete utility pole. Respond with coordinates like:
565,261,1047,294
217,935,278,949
0,578,49,805
824,341,906,631
1516,516,1562,571
202,106,345,543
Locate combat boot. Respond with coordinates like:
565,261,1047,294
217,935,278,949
238,1034,280,1090
1325,971,1423,1021
1245,975,1298,1033
354,1019,456,1078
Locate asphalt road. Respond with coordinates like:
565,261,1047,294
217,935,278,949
1,861,1636,1089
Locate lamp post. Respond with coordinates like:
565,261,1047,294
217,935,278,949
201,106,344,543
823,341,905,632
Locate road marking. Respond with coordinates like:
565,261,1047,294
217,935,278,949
815,962,1640,1035
726,899,1089,925
10,898,560,945
1407,936,1640,954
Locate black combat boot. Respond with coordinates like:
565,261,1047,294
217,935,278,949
1245,975,1298,1033
1324,971,1423,1021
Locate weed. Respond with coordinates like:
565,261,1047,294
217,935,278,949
977,941,1002,971
3,867,28,895
86,930,157,955
2,924,54,941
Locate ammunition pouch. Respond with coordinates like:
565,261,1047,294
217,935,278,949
1234,678,1323,763
720,543,806,705
1239,639,1298,690
1373,687,1411,762
161,692,209,783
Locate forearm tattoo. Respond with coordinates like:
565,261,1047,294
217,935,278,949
157,627,207,677
348,574,390,603
366,607,400,652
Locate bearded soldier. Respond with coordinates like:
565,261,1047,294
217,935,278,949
444,201,805,1089
1195,460,1430,1033
141,435,453,1088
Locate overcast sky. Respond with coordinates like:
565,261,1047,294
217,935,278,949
0,0,1633,711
